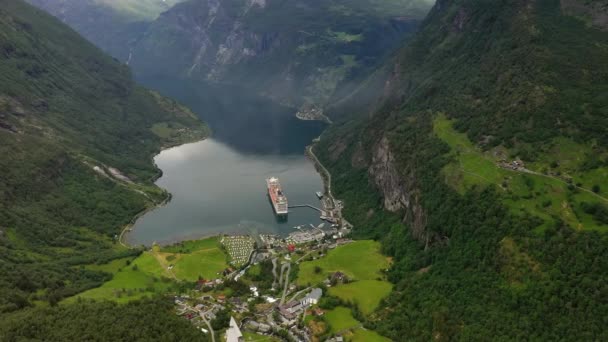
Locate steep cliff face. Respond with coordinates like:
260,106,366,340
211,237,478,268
369,136,429,242
27,0,433,110
131,0,271,80
130,0,429,108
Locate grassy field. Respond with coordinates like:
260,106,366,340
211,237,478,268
161,237,221,253
241,332,281,342
433,114,608,232
66,254,172,303
66,237,228,302
328,280,392,315
160,237,229,281
171,248,228,281
324,307,360,334
297,240,390,286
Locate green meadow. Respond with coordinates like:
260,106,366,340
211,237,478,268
315,307,391,340
66,237,228,302
66,254,172,303
324,307,360,334
297,240,390,286
328,280,392,315
434,114,608,232
298,240,393,317
242,332,281,342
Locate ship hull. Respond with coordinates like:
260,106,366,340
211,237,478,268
267,193,288,220
266,177,288,216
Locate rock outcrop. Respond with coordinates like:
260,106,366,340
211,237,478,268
369,136,429,244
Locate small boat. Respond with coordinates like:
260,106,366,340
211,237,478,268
316,191,323,199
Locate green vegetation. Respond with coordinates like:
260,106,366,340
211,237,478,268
434,114,608,232
66,258,173,303
161,236,220,253
0,0,206,336
297,240,389,285
350,327,391,342
298,241,392,317
324,306,360,334
242,331,281,342
0,298,207,341
328,280,392,315
171,247,228,281
316,0,608,340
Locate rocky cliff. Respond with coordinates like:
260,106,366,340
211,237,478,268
27,0,432,110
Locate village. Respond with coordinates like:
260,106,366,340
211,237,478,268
172,227,355,342
163,148,391,342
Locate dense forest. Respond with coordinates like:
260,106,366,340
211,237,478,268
0,298,209,341
316,0,608,340
0,0,207,338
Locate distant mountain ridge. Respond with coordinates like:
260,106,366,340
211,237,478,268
27,0,434,110
26,0,186,60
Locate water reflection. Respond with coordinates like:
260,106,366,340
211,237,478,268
127,79,327,245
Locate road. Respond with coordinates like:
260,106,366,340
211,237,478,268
271,258,278,290
307,145,353,228
199,310,215,342
280,262,291,305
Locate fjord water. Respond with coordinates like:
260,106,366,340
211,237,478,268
126,80,327,245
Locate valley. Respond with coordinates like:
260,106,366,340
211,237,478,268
2,0,608,341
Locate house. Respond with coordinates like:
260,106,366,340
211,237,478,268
282,301,303,315
300,288,322,306
226,316,243,342
279,301,303,326
313,307,324,316
331,272,347,283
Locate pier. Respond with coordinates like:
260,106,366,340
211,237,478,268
288,204,322,212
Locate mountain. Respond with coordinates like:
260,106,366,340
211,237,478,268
315,0,608,339
27,0,434,112
0,0,207,337
25,0,186,60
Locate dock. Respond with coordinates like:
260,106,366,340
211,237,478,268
288,204,322,212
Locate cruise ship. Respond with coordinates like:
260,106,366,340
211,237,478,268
266,177,288,215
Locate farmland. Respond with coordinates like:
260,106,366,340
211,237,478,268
328,280,392,315
297,240,390,286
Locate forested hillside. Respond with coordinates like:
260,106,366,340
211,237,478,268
0,0,207,338
316,0,608,339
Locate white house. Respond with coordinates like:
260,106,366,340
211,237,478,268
300,288,322,306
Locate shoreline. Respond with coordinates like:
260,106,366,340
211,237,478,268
119,136,209,249
120,130,332,249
